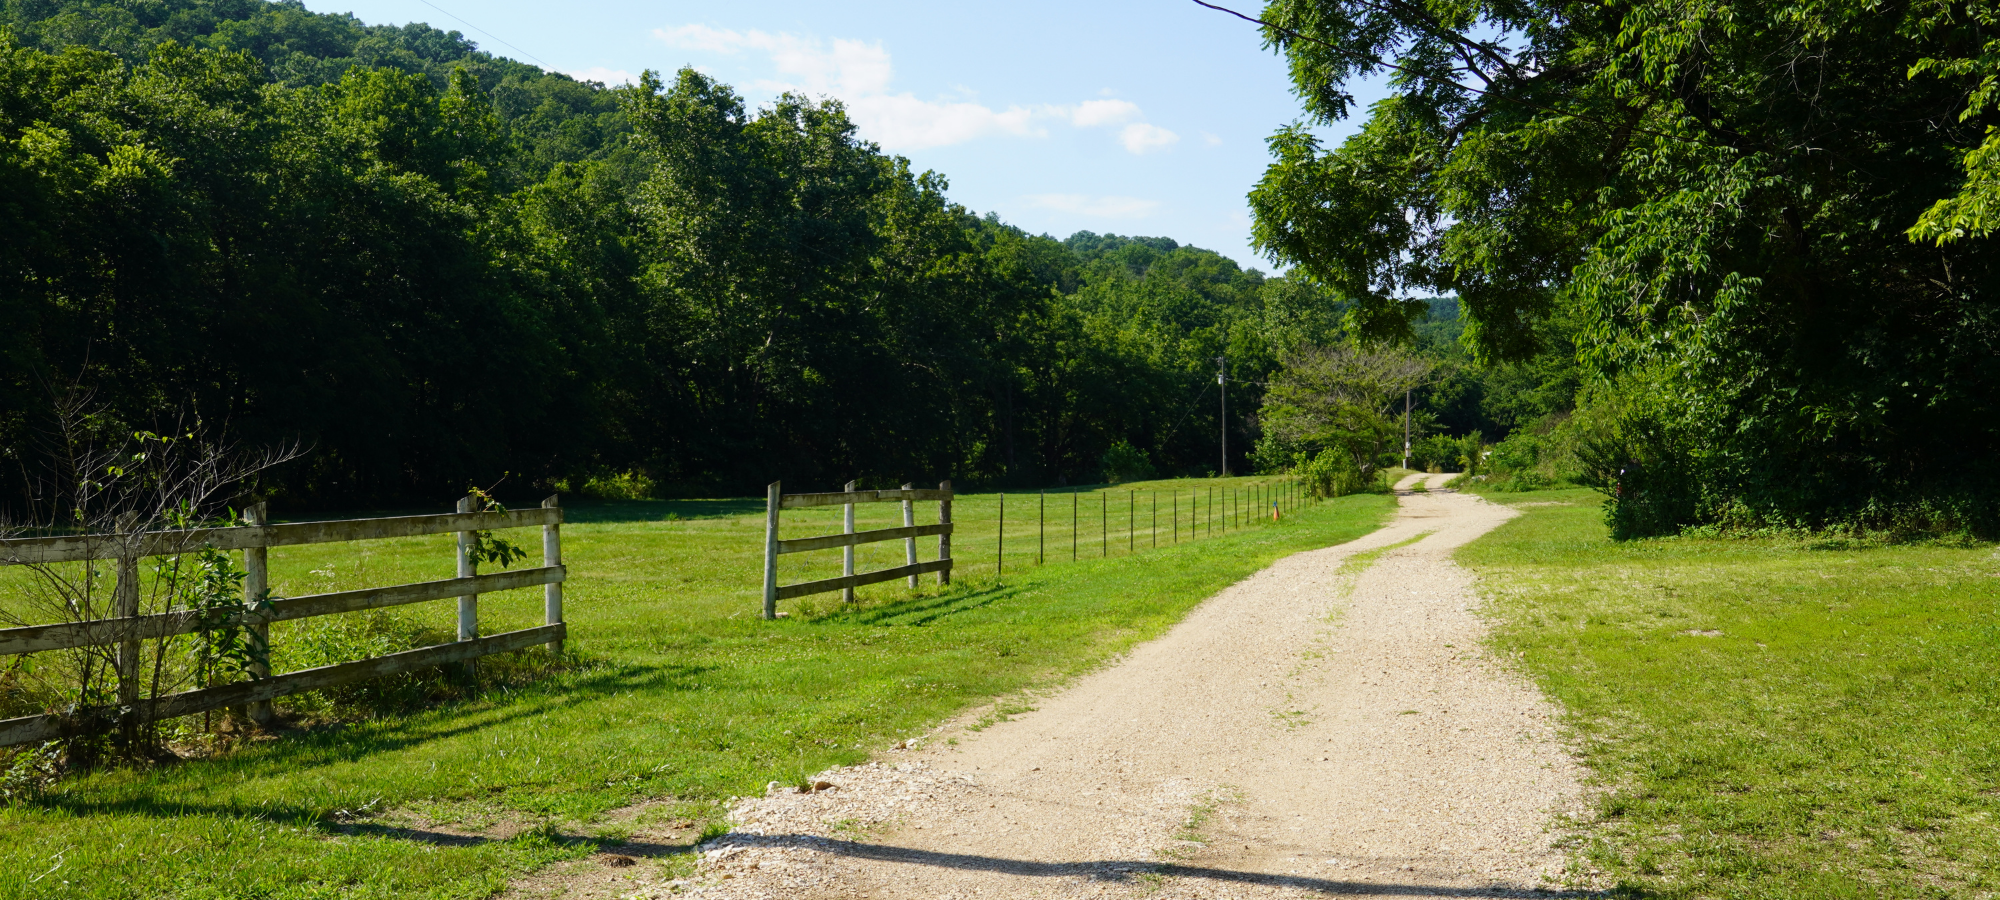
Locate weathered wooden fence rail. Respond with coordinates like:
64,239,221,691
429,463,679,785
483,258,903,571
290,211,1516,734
761,481,952,618
0,496,566,747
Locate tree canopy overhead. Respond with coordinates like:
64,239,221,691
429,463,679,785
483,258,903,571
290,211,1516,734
1245,0,2000,535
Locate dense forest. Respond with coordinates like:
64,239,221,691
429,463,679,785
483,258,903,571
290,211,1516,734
21,0,1977,541
2,0,1503,509
1248,0,2000,537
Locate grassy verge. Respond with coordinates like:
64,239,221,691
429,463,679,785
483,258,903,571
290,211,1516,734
1458,486,2000,897
0,478,1388,900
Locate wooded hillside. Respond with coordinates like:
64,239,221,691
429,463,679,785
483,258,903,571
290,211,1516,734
0,0,1373,507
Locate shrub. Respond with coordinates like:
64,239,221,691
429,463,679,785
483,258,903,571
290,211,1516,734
1407,435,1457,472
1297,448,1366,498
1100,441,1154,483
582,470,656,500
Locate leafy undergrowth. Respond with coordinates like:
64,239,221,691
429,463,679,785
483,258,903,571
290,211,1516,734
0,479,1388,900
1461,487,2000,898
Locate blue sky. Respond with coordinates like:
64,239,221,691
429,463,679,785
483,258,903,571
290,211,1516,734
303,0,1386,269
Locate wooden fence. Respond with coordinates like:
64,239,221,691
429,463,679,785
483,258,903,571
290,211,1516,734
761,481,952,619
0,496,566,747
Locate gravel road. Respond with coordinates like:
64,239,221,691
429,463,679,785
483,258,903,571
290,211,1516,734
630,475,1591,899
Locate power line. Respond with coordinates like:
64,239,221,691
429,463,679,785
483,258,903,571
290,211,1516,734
413,0,551,69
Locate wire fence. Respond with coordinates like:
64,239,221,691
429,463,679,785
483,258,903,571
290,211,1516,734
769,476,1310,601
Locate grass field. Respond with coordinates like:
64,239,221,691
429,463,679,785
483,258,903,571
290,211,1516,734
1460,487,2000,897
0,476,1387,900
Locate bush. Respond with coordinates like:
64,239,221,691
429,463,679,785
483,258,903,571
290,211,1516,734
581,470,656,500
1409,434,1461,472
1100,441,1154,483
1297,448,1366,498
1453,431,1488,476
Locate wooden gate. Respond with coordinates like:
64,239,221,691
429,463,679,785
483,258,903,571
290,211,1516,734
760,481,952,619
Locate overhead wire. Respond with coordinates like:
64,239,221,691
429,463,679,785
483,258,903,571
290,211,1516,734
413,0,551,69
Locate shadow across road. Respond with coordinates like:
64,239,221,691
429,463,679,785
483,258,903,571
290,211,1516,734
708,834,1610,897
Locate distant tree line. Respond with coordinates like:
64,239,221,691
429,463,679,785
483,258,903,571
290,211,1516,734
0,0,1375,509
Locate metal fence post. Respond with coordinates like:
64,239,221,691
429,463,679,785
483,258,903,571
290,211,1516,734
763,481,780,620
456,495,477,641
542,495,563,653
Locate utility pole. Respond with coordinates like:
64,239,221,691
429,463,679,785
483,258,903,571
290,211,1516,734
1217,352,1228,477
1403,389,1412,469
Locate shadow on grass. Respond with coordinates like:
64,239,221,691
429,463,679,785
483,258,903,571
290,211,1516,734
26,663,719,820
810,583,1024,628
331,821,705,859
263,498,767,528
558,498,765,524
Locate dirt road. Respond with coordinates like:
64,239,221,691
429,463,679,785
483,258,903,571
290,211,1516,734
626,475,1589,898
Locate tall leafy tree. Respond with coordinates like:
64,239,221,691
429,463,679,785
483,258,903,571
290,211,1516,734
1243,0,2000,535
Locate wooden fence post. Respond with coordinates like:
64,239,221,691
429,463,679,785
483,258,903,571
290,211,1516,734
902,483,917,589
937,480,952,586
456,495,477,642
763,481,780,620
542,495,563,653
843,480,858,604
113,511,140,726
244,502,274,727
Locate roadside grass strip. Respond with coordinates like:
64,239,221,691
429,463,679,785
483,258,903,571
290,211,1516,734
0,480,1389,900
1460,487,2000,898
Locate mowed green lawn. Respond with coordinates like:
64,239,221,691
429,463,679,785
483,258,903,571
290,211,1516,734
0,477,1384,900
1461,488,2000,897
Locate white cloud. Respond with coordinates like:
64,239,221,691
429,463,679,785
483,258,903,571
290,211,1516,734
564,66,637,86
1203,131,1224,146
654,24,749,54
652,24,1170,154
1120,123,1180,154
1068,99,1140,127
656,26,891,95
1024,193,1162,219
849,95,1041,149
